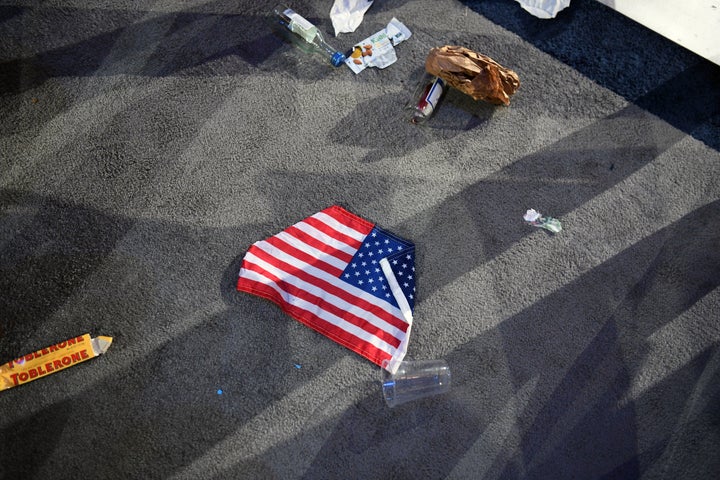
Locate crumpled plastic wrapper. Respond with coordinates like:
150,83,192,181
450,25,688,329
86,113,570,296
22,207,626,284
425,46,520,106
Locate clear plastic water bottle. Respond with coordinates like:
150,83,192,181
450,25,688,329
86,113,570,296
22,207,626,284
272,5,347,67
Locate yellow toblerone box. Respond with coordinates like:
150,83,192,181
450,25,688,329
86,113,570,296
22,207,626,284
1,333,112,391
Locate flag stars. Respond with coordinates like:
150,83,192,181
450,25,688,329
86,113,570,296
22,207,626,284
340,228,414,312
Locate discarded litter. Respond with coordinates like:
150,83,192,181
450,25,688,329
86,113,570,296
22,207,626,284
425,46,520,106
406,72,447,124
344,18,412,73
1,333,113,392
516,0,571,19
236,205,416,375
330,0,374,36
524,208,562,233
407,46,521,124
382,359,451,407
271,4,347,67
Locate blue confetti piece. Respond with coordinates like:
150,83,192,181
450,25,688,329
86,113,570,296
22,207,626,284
294,364,302,369
217,389,223,395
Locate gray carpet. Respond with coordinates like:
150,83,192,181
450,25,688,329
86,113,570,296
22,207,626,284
1,0,719,479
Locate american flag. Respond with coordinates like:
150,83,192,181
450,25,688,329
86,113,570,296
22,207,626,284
237,206,415,373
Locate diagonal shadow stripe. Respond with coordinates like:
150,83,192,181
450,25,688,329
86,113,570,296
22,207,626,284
492,200,720,479
291,202,719,480
460,0,720,151
0,189,137,345
401,100,689,298
0,3,339,97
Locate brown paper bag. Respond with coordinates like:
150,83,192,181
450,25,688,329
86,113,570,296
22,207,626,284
425,46,520,105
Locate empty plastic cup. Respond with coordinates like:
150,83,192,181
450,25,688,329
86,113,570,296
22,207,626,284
382,359,451,408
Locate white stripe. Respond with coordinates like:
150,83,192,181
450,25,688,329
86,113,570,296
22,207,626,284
275,231,348,271
313,211,368,242
243,248,407,340
239,268,399,356
253,241,405,321
294,221,358,256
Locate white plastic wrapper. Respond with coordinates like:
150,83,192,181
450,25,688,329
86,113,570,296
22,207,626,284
515,0,571,19
344,18,411,74
330,0,374,36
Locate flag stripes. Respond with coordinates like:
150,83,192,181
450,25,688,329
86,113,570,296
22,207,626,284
237,206,413,370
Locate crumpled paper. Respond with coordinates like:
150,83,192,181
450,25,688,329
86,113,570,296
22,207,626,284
331,0,374,36
425,46,520,105
515,0,571,19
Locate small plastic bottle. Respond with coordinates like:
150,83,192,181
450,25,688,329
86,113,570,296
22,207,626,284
524,209,562,233
272,5,347,67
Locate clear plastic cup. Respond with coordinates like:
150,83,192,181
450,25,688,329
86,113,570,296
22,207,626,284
382,359,451,408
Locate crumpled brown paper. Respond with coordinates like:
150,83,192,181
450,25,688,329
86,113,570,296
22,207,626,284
425,46,520,105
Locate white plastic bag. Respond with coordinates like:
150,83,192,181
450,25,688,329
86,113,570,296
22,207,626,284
515,0,571,19
330,0,374,36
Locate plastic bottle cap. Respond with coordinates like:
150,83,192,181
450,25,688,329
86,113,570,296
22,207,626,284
331,52,347,67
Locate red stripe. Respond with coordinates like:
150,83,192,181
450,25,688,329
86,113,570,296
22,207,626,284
249,244,409,333
322,205,375,235
266,235,344,278
284,225,353,264
239,260,402,348
304,216,364,250
236,277,393,367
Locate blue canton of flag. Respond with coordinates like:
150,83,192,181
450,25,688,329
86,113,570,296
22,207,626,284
341,226,416,313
